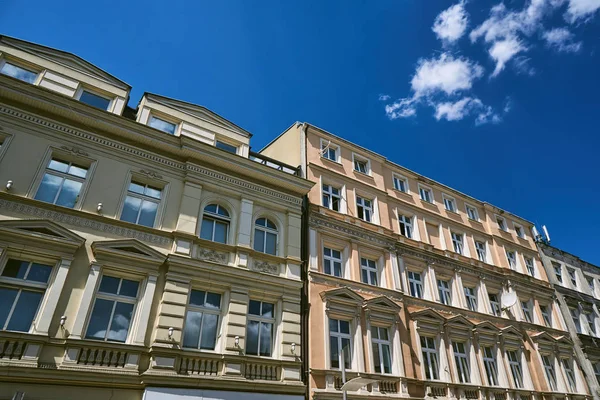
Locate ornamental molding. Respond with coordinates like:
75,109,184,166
309,214,392,248
60,145,89,157
250,260,280,275
310,273,403,303
139,169,163,180
196,247,228,264
0,199,171,246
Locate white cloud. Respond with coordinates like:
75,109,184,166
411,53,484,97
432,1,469,45
433,97,501,124
489,38,528,76
543,27,582,52
378,94,391,101
565,0,600,22
385,98,417,120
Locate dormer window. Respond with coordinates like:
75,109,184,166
216,140,237,154
0,61,38,84
352,154,370,175
78,89,111,111
148,115,177,135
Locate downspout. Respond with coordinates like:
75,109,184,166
299,122,310,400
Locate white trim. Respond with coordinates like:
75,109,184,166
392,173,409,193
513,222,526,239
418,184,434,204
442,193,457,213
320,138,341,163
495,214,508,232
351,152,371,176
465,203,480,221
74,85,115,112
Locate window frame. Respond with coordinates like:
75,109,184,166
352,153,371,175
181,289,223,351
507,350,524,388
398,213,413,239
215,139,238,154
323,247,343,278
392,173,409,193
524,256,535,277
567,268,578,288
329,317,353,370
322,183,341,212
0,58,41,85
147,113,179,136
437,278,452,306
245,300,276,357
586,311,596,336
119,178,164,228
520,299,533,323
542,354,558,391
320,139,340,163
451,231,464,255
418,184,434,204
371,325,393,374
199,204,231,244
420,335,440,380
540,304,552,327
562,358,577,392
452,341,471,383
360,257,378,286
475,240,487,263
408,270,424,298
553,262,563,283
465,203,480,221
34,156,91,209
488,292,501,316
506,250,517,270
496,215,508,231
482,346,499,386
356,195,373,223
253,217,279,256
513,223,526,239
464,286,478,311
443,194,457,213
75,86,114,112
570,307,581,333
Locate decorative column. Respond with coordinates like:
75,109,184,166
175,182,203,234
70,263,102,339
131,274,158,345
34,258,72,335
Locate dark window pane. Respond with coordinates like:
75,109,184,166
137,200,158,227
27,263,53,283
149,116,176,135
246,320,259,355
248,300,261,315
0,288,18,328
214,221,228,243
98,276,120,294
339,320,350,334
324,259,331,274
183,310,202,348
201,313,219,350
85,298,114,340
7,290,43,332
216,141,237,154
205,204,218,214
79,91,111,110
329,318,338,333
373,343,382,373
107,301,134,342
120,196,141,223
253,229,265,252
119,279,139,298
330,336,339,368
35,174,62,204
189,290,206,307
200,219,214,240
342,338,351,369
259,322,272,356
55,178,82,208
205,292,221,309
262,302,273,318
2,259,28,279
382,344,392,373
265,232,277,255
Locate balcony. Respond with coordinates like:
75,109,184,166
316,369,408,397
250,152,300,176
0,331,46,368
61,339,142,374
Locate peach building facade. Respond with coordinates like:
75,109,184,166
261,122,591,400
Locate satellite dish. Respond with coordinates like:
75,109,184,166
501,291,517,309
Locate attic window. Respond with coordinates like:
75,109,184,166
148,116,177,135
79,90,111,111
216,140,237,154
0,61,38,84
20,227,62,237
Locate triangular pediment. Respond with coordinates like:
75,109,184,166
144,93,252,138
500,325,522,338
364,296,402,312
473,321,501,334
0,219,85,244
531,331,557,343
555,335,573,346
320,287,364,303
410,308,446,322
446,315,474,328
91,239,166,263
1,35,129,90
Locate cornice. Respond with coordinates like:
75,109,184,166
310,271,404,302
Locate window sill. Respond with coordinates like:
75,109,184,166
353,170,374,179
321,156,343,166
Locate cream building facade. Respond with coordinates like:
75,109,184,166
261,123,592,400
0,36,313,400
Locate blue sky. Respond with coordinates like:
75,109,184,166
2,0,600,264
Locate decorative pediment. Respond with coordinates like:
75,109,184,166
321,287,364,319
410,308,445,322
445,315,475,340
411,308,445,335
500,325,523,349
556,336,574,356
532,331,558,353
91,239,166,272
364,296,401,325
473,321,501,345
1,35,129,90
144,93,252,138
0,219,84,254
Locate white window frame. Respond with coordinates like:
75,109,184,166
182,289,223,351
464,286,477,311
496,215,508,231
443,194,457,213
371,325,393,374
506,250,517,270
483,346,499,386
570,307,581,333
392,173,409,193
119,179,164,228
199,204,231,243
418,184,434,204
586,311,596,336
593,361,600,385
520,299,533,323
398,214,413,239
253,217,279,256
0,58,42,85
420,335,440,380
34,157,90,209
524,256,535,277
408,270,423,298
465,203,480,221
215,139,239,155
452,341,471,383
488,292,501,316
75,86,114,112
567,268,578,289
562,358,577,392
352,153,371,175
475,240,487,263
360,257,378,286
553,262,563,283
540,304,552,327
507,350,524,388
329,318,353,370
322,183,342,212
147,112,179,135
246,300,276,357
437,278,452,305
542,354,558,391
320,139,340,163
451,232,464,255
514,223,526,239
356,195,373,223
586,275,596,295
323,247,343,278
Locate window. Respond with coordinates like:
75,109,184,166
421,336,439,380
483,346,499,386
120,181,162,228
466,204,479,221
553,262,563,283
514,224,525,239
360,258,378,286
540,304,552,327
182,290,221,350
200,204,230,243
524,257,535,277
443,195,456,212
593,362,600,384
464,286,477,311
489,293,501,316
506,250,517,270
587,276,596,294
507,350,524,388
321,141,339,162
521,300,533,323
35,158,88,208
419,186,433,203
398,214,413,239
79,90,111,110
452,342,470,383
0,61,38,83
253,218,278,255
567,268,577,288
148,115,177,135
356,195,373,223
586,312,596,336
246,300,274,357
371,326,392,374
496,216,507,231
542,355,557,391
324,247,342,277
570,308,581,333
562,359,577,391
215,140,237,154
393,174,408,192
353,155,369,174
0,259,53,332
438,279,452,305
475,241,487,262
322,184,341,212
329,318,352,369
408,271,423,298
85,275,139,342
451,232,464,255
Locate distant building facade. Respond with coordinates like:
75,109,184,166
261,122,592,400
0,35,312,400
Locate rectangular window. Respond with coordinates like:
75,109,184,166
322,184,341,212
443,195,456,212
464,286,477,311
356,195,373,223
246,300,274,357
372,326,392,374
353,156,369,174
483,346,499,386
514,224,525,239
360,257,378,286
0,259,53,332
451,232,464,255
475,241,487,262
542,355,557,391
321,141,339,162
1,61,38,83
567,268,577,288
586,312,596,336
438,279,452,305
570,308,581,333
507,350,524,388
521,300,533,323
182,289,221,350
562,359,577,392
452,342,470,383
540,304,552,327
393,174,408,192
79,90,111,110
85,275,139,342
466,204,479,221
594,362,600,385
329,318,352,369
216,140,237,154
324,247,343,278
496,216,507,231
398,214,413,239
506,250,517,270
419,186,433,203
553,262,562,283
421,336,439,380
35,158,88,208
148,115,177,135
408,271,423,298
587,276,596,294
120,181,162,228
524,257,535,277
489,293,501,316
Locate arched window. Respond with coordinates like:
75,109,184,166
200,204,230,243
253,217,278,255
